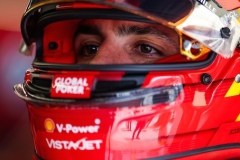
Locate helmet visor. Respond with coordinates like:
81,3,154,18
39,18,211,64
23,0,240,64
27,0,194,23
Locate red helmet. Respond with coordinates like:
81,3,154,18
14,0,240,159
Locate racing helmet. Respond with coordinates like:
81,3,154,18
14,0,240,159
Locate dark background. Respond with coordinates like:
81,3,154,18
0,0,35,159
0,30,34,160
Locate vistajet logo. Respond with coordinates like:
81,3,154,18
46,138,102,150
45,118,101,134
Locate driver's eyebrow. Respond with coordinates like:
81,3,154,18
74,24,178,48
117,25,178,46
74,25,103,37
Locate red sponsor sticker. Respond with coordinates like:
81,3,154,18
216,0,240,10
51,74,94,98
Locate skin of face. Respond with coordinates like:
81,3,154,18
74,19,180,64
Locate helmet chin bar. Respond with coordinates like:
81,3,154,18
14,78,183,106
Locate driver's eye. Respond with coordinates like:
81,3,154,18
139,44,154,53
136,44,164,56
78,45,99,57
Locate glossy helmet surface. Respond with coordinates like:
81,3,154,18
14,0,240,159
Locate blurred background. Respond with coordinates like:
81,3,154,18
0,0,35,159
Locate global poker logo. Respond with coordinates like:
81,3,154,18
51,75,94,99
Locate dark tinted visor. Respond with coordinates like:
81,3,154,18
26,0,194,23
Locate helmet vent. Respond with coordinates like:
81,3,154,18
32,78,52,89
95,80,137,92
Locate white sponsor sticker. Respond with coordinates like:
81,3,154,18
56,119,101,134
46,138,102,150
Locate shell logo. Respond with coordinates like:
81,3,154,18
44,118,55,133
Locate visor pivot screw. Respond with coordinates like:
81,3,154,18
235,74,240,83
220,27,231,39
201,73,212,85
48,42,58,50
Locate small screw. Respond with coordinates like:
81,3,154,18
220,27,231,39
235,74,240,83
201,73,212,85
